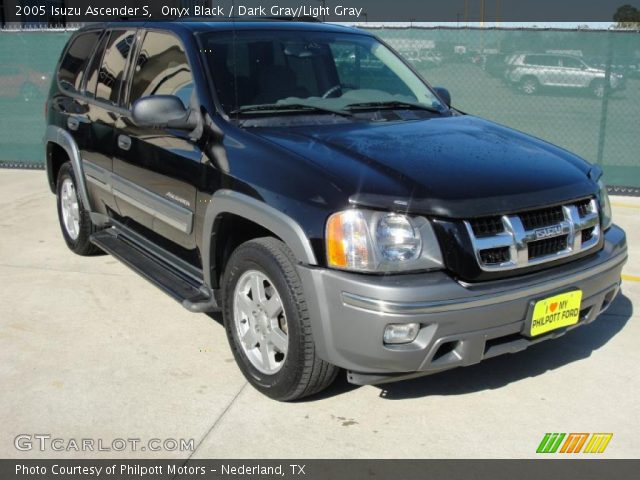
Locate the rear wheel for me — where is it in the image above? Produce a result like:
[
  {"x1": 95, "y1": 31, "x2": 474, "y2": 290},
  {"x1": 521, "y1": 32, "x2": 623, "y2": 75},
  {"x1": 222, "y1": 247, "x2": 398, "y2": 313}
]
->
[
  {"x1": 591, "y1": 80, "x2": 605, "y2": 98},
  {"x1": 56, "y1": 162, "x2": 102, "y2": 256},
  {"x1": 521, "y1": 77, "x2": 539, "y2": 95},
  {"x1": 222, "y1": 237, "x2": 338, "y2": 401}
]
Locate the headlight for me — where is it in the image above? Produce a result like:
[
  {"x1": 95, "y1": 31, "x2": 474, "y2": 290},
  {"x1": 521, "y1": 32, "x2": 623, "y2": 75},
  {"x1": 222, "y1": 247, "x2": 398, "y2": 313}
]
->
[
  {"x1": 375, "y1": 214, "x2": 421, "y2": 261},
  {"x1": 598, "y1": 180, "x2": 613, "y2": 230},
  {"x1": 325, "y1": 209, "x2": 443, "y2": 273}
]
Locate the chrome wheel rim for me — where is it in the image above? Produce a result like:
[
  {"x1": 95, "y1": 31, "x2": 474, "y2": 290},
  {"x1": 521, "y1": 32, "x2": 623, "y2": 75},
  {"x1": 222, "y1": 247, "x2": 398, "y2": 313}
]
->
[
  {"x1": 60, "y1": 177, "x2": 80, "y2": 240},
  {"x1": 233, "y1": 270, "x2": 288, "y2": 375}
]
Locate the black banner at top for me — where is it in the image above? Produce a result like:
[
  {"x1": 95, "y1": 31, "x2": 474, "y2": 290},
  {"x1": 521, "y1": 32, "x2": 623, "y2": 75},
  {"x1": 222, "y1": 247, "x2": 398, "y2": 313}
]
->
[{"x1": 2, "y1": 0, "x2": 640, "y2": 24}]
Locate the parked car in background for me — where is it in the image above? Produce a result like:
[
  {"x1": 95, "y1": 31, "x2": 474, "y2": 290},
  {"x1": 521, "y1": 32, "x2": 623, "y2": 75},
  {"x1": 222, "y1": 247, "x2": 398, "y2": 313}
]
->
[
  {"x1": 0, "y1": 65, "x2": 49, "y2": 101},
  {"x1": 482, "y1": 53, "x2": 511, "y2": 78},
  {"x1": 505, "y1": 53, "x2": 625, "y2": 97},
  {"x1": 397, "y1": 48, "x2": 422, "y2": 65},
  {"x1": 416, "y1": 49, "x2": 443, "y2": 68}
]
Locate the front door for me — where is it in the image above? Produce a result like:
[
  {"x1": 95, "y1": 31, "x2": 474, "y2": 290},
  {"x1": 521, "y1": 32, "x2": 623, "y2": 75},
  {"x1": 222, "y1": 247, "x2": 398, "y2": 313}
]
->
[{"x1": 112, "y1": 30, "x2": 201, "y2": 260}]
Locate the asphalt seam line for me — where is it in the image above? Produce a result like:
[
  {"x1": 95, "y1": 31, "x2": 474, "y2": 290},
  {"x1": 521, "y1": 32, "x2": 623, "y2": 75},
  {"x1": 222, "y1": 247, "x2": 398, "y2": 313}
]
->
[{"x1": 176, "y1": 381, "x2": 248, "y2": 471}]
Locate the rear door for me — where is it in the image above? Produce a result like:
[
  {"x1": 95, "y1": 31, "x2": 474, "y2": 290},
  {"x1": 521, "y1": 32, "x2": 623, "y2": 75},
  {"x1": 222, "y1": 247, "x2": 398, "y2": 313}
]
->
[
  {"x1": 539, "y1": 55, "x2": 564, "y2": 86},
  {"x1": 559, "y1": 56, "x2": 589, "y2": 87},
  {"x1": 112, "y1": 29, "x2": 201, "y2": 256},
  {"x1": 80, "y1": 29, "x2": 137, "y2": 215},
  {"x1": 55, "y1": 30, "x2": 116, "y2": 215}
]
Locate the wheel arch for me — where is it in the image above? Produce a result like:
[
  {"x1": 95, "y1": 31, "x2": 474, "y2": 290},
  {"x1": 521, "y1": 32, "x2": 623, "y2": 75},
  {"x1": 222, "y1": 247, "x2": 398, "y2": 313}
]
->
[
  {"x1": 520, "y1": 74, "x2": 539, "y2": 84},
  {"x1": 44, "y1": 125, "x2": 92, "y2": 209},
  {"x1": 202, "y1": 190, "x2": 318, "y2": 289}
]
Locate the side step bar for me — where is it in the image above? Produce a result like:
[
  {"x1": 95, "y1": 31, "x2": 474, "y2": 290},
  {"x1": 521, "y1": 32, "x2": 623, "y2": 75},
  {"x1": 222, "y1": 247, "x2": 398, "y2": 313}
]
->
[{"x1": 91, "y1": 228, "x2": 219, "y2": 313}]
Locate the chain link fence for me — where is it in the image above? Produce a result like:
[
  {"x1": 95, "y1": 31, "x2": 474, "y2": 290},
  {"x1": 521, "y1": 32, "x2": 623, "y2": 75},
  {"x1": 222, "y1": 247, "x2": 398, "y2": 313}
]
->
[
  {"x1": 368, "y1": 27, "x2": 640, "y2": 194},
  {"x1": 1, "y1": 26, "x2": 639, "y2": 193},
  {"x1": 0, "y1": 29, "x2": 71, "y2": 167}
]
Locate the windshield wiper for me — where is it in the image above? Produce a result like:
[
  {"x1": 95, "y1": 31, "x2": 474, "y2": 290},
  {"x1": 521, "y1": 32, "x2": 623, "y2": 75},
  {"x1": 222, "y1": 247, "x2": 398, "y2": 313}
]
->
[
  {"x1": 344, "y1": 101, "x2": 442, "y2": 113},
  {"x1": 230, "y1": 103, "x2": 352, "y2": 117}
]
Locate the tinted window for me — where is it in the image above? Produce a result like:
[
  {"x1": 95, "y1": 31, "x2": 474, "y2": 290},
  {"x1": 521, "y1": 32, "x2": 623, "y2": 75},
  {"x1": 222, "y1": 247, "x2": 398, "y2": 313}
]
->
[
  {"x1": 95, "y1": 30, "x2": 136, "y2": 105},
  {"x1": 201, "y1": 31, "x2": 432, "y2": 114},
  {"x1": 58, "y1": 32, "x2": 101, "y2": 93},
  {"x1": 129, "y1": 31, "x2": 193, "y2": 108},
  {"x1": 330, "y1": 42, "x2": 411, "y2": 96},
  {"x1": 561, "y1": 57, "x2": 582, "y2": 69},
  {"x1": 524, "y1": 55, "x2": 558, "y2": 67},
  {"x1": 84, "y1": 32, "x2": 109, "y2": 99}
]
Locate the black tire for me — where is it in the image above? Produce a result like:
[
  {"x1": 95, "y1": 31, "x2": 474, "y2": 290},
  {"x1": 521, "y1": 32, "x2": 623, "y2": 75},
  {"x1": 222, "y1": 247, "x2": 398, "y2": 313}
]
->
[
  {"x1": 222, "y1": 237, "x2": 338, "y2": 401},
  {"x1": 56, "y1": 162, "x2": 102, "y2": 256},
  {"x1": 520, "y1": 76, "x2": 539, "y2": 95}
]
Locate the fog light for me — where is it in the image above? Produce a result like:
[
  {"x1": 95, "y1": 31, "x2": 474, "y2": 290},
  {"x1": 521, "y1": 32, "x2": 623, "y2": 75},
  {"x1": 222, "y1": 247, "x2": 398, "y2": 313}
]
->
[{"x1": 383, "y1": 323, "x2": 420, "y2": 345}]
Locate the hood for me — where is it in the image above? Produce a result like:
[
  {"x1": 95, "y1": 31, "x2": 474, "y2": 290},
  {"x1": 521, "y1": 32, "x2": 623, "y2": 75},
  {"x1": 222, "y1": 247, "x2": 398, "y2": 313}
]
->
[{"x1": 254, "y1": 115, "x2": 597, "y2": 218}]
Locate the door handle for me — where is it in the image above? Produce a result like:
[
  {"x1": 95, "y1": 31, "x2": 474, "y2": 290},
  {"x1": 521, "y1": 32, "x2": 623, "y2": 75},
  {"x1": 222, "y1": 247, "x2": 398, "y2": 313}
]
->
[
  {"x1": 67, "y1": 117, "x2": 80, "y2": 131},
  {"x1": 117, "y1": 135, "x2": 132, "y2": 151}
]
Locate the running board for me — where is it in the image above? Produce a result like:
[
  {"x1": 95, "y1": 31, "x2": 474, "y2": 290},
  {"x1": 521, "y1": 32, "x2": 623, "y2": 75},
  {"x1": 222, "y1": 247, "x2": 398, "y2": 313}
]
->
[{"x1": 91, "y1": 228, "x2": 219, "y2": 313}]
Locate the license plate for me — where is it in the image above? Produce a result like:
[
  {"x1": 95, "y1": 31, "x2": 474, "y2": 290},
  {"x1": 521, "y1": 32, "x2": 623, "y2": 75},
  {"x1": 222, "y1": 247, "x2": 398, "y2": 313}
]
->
[{"x1": 529, "y1": 290, "x2": 583, "y2": 337}]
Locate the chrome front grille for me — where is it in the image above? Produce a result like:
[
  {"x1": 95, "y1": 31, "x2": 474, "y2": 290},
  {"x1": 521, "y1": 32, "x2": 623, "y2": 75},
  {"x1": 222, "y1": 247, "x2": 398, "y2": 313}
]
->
[{"x1": 464, "y1": 198, "x2": 601, "y2": 271}]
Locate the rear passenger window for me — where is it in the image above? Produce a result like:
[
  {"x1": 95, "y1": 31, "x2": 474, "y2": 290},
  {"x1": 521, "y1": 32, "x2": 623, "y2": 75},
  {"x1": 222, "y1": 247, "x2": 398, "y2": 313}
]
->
[
  {"x1": 561, "y1": 57, "x2": 582, "y2": 69},
  {"x1": 128, "y1": 31, "x2": 194, "y2": 108},
  {"x1": 524, "y1": 55, "x2": 558, "y2": 67},
  {"x1": 58, "y1": 32, "x2": 101, "y2": 93},
  {"x1": 95, "y1": 30, "x2": 136, "y2": 105},
  {"x1": 83, "y1": 32, "x2": 109, "y2": 99}
]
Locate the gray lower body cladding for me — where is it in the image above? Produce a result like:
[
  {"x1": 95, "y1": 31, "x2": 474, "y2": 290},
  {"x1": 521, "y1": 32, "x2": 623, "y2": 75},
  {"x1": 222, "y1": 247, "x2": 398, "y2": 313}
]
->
[{"x1": 298, "y1": 225, "x2": 627, "y2": 385}]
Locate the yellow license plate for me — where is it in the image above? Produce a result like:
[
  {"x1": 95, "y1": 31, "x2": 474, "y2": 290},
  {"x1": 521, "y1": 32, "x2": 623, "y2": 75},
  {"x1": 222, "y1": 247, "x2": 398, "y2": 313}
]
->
[{"x1": 530, "y1": 290, "x2": 583, "y2": 336}]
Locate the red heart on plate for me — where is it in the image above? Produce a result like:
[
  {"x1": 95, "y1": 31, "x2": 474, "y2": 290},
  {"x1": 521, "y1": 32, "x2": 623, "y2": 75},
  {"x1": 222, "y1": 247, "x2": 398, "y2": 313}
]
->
[{"x1": 549, "y1": 302, "x2": 558, "y2": 312}]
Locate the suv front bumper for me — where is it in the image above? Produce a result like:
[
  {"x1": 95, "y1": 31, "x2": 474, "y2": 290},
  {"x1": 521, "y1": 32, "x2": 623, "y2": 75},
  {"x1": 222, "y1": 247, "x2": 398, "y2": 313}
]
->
[{"x1": 297, "y1": 225, "x2": 627, "y2": 385}]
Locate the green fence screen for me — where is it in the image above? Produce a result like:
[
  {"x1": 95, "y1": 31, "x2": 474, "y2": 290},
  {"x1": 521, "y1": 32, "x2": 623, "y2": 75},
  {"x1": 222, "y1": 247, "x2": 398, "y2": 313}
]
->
[
  {"x1": 0, "y1": 31, "x2": 70, "y2": 166},
  {"x1": 1, "y1": 27, "x2": 639, "y2": 191}
]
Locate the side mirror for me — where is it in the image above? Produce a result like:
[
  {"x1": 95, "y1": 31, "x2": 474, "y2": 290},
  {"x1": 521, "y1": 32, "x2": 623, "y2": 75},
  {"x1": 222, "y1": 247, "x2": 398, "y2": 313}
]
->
[
  {"x1": 434, "y1": 87, "x2": 451, "y2": 107},
  {"x1": 132, "y1": 95, "x2": 197, "y2": 130}
]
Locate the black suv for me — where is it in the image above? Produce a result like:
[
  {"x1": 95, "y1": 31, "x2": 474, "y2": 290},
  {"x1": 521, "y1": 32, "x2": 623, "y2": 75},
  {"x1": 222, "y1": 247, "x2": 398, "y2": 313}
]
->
[{"x1": 45, "y1": 21, "x2": 627, "y2": 400}]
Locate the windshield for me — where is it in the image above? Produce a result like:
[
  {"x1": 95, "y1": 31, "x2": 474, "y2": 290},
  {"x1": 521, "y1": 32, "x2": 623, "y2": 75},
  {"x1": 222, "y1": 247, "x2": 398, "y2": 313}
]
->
[{"x1": 198, "y1": 30, "x2": 446, "y2": 118}]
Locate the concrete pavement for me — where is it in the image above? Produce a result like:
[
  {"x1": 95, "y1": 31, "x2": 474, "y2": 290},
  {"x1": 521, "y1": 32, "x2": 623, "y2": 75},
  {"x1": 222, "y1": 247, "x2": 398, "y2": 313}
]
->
[{"x1": 1, "y1": 169, "x2": 638, "y2": 459}]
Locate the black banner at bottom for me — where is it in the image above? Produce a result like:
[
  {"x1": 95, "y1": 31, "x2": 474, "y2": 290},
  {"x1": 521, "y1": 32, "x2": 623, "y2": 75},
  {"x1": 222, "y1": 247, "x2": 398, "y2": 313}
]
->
[{"x1": 2, "y1": 459, "x2": 638, "y2": 480}]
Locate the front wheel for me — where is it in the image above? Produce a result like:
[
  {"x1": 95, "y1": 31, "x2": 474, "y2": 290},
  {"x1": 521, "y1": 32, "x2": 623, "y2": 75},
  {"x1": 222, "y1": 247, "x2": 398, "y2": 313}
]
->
[{"x1": 222, "y1": 237, "x2": 338, "y2": 401}]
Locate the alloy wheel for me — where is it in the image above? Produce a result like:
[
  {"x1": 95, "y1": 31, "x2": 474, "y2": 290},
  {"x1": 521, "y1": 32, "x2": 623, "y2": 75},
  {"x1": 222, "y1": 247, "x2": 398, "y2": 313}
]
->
[
  {"x1": 522, "y1": 79, "x2": 537, "y2": 95},
  {"x1": 60, "y1": 177, "x2": 80, "y2": 240},
  {"x1": 233, "y1": 270, "x2": 288, "y2": 374}
]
